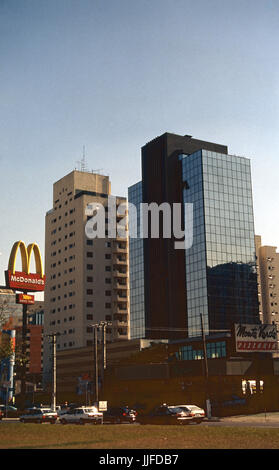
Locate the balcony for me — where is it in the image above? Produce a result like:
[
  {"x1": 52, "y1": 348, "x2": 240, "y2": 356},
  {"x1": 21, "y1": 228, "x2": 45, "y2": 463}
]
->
[
  {"x1": 113, "y1": 314, "x2": 128, "y2": 324},
  {"x1": 112, "y1": 241, "x2": 128, "y2": 254},
  {"x1": 113, "y1": 269, "x2": 128, "y2": 278},
  {"x1": 114, "y1": 329, "x2": 128, "y2": 338},
  {"x1": 113, "y1": 279, "x2": 128, "y2": 289},
  {"x1": 115, "y1": 232, "x2": 128, "y2": 242},
  {"x1": 113, "y1": 254, "x2": 127, "y2": 266},
  {"x1": 113, "y1": 305, "x2": 128, "y2": 314},
  {"x1": 112, "y1": 291, "x2": 128, "y2": 303}
]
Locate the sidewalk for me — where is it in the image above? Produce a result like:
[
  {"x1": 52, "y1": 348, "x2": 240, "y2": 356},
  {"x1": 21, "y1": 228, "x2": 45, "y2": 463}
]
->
[{"x1": 220, "y1": 412, "x2": 279, "y2": 423}]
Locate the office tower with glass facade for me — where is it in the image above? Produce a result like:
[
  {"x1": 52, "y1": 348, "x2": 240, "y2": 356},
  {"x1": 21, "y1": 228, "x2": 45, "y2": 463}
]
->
[
  {"x1": 181, "y1": 149, "x2": 259, "y2": 337},
  {"x1": 129, "y1": 132, "x2": 260, "y2": 340}
]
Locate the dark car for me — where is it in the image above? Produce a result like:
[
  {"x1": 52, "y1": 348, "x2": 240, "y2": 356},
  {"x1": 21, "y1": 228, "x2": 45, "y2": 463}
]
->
[
  {"x1": 0, "y1": 408, "x2": 3, "y2": 421},
  {"x1": 136, "y1": 404, "x2": 189, "y2": 425},
  {"x1": 0, "y1": 405, "x2": 18, "y2": 418},
  {"x1": 103, "y1": 407, "x2": 137, "y2": 424},
  {"x1": 19, "y1": 407, "x2": 58, "y2": 424}
]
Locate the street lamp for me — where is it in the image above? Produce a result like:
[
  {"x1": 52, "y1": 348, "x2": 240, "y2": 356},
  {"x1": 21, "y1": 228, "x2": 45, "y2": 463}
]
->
[
  {"x1": 90, "y1": 321, "x2": 111, "y2": 405},
  {"x1": 45, "y1": 332, "x2": 61, "y2": 412},
  {"x1": 200, "y1": 314, "x2": 211, "y2": 419}
]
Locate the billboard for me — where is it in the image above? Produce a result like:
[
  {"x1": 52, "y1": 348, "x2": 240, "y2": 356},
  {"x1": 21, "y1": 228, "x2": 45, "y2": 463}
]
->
[
  {"x1": 5, "y1": 241, "x2": 45, "y2": 292},
  {"x1": 235, "y1": 323, "x2": 278, "y2": 352}
]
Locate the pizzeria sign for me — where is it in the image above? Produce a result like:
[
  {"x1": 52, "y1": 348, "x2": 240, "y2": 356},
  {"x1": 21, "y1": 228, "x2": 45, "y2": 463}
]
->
[{"x1": 235, "y1": 323, "x2": 278, "y2": 352}]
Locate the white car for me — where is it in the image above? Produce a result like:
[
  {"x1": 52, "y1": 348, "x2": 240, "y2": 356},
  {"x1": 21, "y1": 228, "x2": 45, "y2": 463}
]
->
[
  {"x1": 19, "y1": 407, "x2": 58, "y2": 424},
  {"x1": 169, "y1": 405, "x2": 205, "y2": 424},
  {"x1": 59, "y1": 406, "x2": 103, "y2": 425}
]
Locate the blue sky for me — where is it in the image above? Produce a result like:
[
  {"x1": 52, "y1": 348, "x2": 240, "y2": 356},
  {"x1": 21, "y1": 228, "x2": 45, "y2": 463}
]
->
[{"x1": 0, "y1": 0, "x2": 278, "y2": 290}]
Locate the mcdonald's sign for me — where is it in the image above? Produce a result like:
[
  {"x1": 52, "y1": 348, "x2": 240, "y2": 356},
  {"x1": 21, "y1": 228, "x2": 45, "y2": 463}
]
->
[
  {"x1": 16, "y1": 293, "x2": 35, "y2": 305},
  {"x1": 5, "y1": 241, "x2": 45, "y2": 292}
]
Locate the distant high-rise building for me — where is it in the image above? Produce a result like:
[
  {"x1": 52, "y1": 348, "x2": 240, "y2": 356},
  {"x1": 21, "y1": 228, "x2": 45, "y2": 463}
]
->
[
  {"x1": 255, "y1": 235, "x2": 279, "y2": 327},
  {"x1": 129, "y1": 132, "x2": 260, "y2": 340},
  {"x1": 44, "y1": 170, "x2": 129, "y2": 381}
]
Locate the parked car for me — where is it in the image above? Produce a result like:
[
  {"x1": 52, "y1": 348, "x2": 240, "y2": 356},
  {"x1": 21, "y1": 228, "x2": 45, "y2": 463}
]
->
[
  {"x1": 0, "y1": 405, "x2": 18, "y2": 418},
  {"x1": 168, "y1": 405, "x2": 205, "y2": 424},
  {"x1": 59, "y1": 406, "x2": 103, "y2": 425},
  {"x1": 0, "y1": 407, "x2": 3, "y2": 421},
  {"x1": 136, "y1": 404, "x2": 190, "y2": 425},
  {"x1": 19, "y1": 408, "x2": 58, "y2": 424},
  {"x1": 103, "y1": 406, "x2": 137, "y2": 424}
]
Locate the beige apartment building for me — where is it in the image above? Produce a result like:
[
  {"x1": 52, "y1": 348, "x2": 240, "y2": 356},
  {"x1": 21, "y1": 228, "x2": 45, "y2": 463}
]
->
[
  {"x1": 43, "y1": 170, "x2": 130, "y2": 381},
  {"x1": 255, "y1": 235, "x2": 279, "y2": 328}
]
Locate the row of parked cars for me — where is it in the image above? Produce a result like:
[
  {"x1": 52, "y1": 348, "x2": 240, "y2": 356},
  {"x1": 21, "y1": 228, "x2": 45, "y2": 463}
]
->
[
  {"x1": 18, "y1": 405, "x2": 138, "y2": 425},
  {"x1": 1, "y1": 403, "x2": 205, "y2": 425}
]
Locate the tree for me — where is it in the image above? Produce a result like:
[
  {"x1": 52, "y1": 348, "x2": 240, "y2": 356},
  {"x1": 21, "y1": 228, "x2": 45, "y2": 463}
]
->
[
  {"x1": 0, "y1": 298, "x2": 28, "y2": 374},
  {"x1": 0, "y1": 300, "x2": 8, "y2": 329},
  {"x1": 0, "y1": 300, "x2": 13, "y2": 362}
]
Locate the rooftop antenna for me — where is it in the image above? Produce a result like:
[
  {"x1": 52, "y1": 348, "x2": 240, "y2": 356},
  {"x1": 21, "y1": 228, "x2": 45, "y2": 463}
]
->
[{"x1": 75, "y1": 145, "x2": 88, "y2": 172}]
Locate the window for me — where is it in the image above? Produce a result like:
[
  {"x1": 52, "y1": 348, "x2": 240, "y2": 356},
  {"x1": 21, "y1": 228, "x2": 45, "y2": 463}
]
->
[
  {"x1": 87, "y1": 264, "x2": 93, "y2": 270},
  {"x1": 87, "y1": 289, "x2": 93, "y2": 295},
  {"x1": 86, "y1": 301, "x2": 93, "y2": 308},
  {"x1": 87, "y1": 276, "x2": 93, "y2": 282},
  {"x1": 86, "y1": 314, "x2": 93, "y2": 320}
]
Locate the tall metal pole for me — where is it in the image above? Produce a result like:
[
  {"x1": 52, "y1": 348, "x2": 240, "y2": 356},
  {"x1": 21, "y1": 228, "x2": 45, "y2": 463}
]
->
[
  {"x1": 47, "y1": 333, "x2": 57, "y2": 412},
  {"x1": 21, "y1": 301, "x2": 28, "y2": 401},
  {"x1": 52, "y1": 334, "x2": 57, "y2": 412},
  {"x1": 200, "y1": 313, "x2": 211, "y2": 419},
  {"x1": 94, "y1": 325, "x2": 99, "y2": 403},
  {"x1": 101, "y1": 323, "x2": 107, "y2": 387},
  {"x1": 200, "y1": 314, "x2": 208, "y2": 380}
]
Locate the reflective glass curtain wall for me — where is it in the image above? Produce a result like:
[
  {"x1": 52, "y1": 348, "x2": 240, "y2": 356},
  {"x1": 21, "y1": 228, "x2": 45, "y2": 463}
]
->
[
  {"x1": 128, "y1": 182, "x2": 145, "y2": 339},
  {"x1": 181, "y1": 150, "x2": 259, "y2": 337}
]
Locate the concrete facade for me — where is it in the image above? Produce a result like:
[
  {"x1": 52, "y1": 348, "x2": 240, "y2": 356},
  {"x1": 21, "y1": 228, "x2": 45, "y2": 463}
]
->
[
  {"x1": 255, "y1": 235, "x2": 279, "y2": 327},
  {"x1": 43, "y1": 170, "x2": 130, "y2": 381}
]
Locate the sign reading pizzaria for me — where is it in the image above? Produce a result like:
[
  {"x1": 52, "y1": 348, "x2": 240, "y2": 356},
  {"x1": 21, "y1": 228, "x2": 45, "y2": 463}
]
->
[
  {"x1": 5, "y1": 241, "x2": 45, "y2": 292},
  {"x1": 235, "y1": 323, "x2": 278, "y2": 352}
]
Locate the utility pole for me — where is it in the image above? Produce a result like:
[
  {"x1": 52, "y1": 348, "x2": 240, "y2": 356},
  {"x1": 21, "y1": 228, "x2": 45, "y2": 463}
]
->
[
  {"x1": 100, "y1": 322, "x2": 108, "y2": 386},
  {"x1": 93, "y1": 325, "x2": 99, "y2": 404},
  {"x1": 91, "y1": 321, "x2": 111, "y2": 406},
  {"x1": 21, "y1": 300, "x2": 28, "y2": 401},
  {"x1": 47, "y1": 333, "x2": 58, "y2": 412},
  {"x1": 200, "y1": 313, "x2": 211, "y2": 419}
]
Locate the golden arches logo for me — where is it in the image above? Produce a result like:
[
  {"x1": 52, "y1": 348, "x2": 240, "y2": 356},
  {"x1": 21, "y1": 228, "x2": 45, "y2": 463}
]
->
[
  {"x1": 8, "y1": 241, "x2": 44, "y2": 277},
  {"x1": 6, "y1": 241, "x2": 45, "y2": 292}
]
